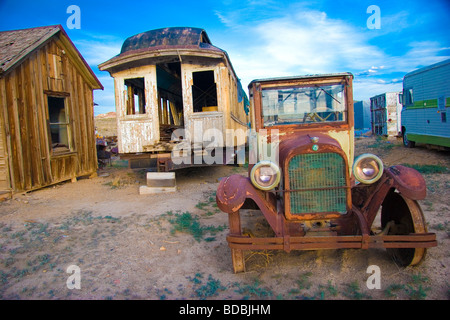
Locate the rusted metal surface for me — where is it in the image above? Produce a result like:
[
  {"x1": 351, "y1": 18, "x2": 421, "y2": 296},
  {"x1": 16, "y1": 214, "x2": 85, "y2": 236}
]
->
[
  {"x1": 248, "y1": 74, "x2": 354, "y2": 134},
  {"x1": 385, "y1": 165, "x2": 427, "y2": 200},
  {"x1": 381, "y1": 190, "x2": 429, "y2": 266},
  {"x1": 217, "y1": 174, "x2": 281, "y2": 235},
  {"x1": 278, "y1": 134, "x2": 352, "y2": 220},
  {"x1": 217, "y1": 170, "x2": 436, "y2": 242},
  {"x1": 351, "y1": 164, "x2": 427, "y2": 228},
  {"x1": 101, "y1": 27, "x2": 225, "y2": 72},
  {"x1": 217, "y1": 73, "x2": 437, "y2": 273},
  {"x1": 226, "y1": 233, "x2": 437, "y2": 251},
  {"x1": 120, "y1": 27, "x2": 213, "y2": 53},
  {"x1": 219, "y1": 181, "x2": 437, "y2": 273}
]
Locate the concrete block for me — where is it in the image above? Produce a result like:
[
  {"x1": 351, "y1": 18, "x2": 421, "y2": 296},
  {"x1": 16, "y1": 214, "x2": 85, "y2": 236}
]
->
[
  {"x1": 139, "y1": 185, "x2": 177, "y2": 194},
  {"x1": 139, "y1": 172, "x2": 177, "y2": 194},
  {"x1": 146, "y1": 172, "x2": 176, "y2": 187}
]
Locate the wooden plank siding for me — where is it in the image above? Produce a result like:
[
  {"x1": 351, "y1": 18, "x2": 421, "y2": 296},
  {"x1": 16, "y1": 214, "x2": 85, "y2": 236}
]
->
[
  {"x1": 0, "y1": 35, "x2": 100, "y2": 194},
  {"x1": 0, "y1": 85, "x2": 9, "y2": 192},
  {"x1": 112, "y1": 60, "x2": 248, "y2": 153}
]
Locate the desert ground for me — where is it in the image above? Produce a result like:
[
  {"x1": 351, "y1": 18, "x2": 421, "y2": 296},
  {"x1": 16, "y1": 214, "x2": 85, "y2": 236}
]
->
[{"x1": 0, "y1": 135, "x2": 448, "y2": 301}]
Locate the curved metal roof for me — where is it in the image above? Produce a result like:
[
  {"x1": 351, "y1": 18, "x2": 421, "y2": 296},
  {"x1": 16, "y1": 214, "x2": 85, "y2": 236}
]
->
[
  {"x1": 99, "y1": 27, "x2": 233, "y2": 74},
  {"x1": 120, "y1": 27, "x2": 214, "y2": 54}
]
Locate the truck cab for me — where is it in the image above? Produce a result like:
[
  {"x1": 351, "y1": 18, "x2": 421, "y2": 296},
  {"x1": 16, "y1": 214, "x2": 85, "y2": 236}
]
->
[
  {"x1": 217, "y1": 73, "x2": 437, "y2": 273},
  {"x1": 248, "y1": 73, "x2": 355, "y2": 220}
]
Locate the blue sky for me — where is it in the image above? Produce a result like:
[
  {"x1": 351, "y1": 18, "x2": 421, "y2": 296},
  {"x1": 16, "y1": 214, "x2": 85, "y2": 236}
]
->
[{"x1": 1, "y1": 0, "x2": 449, "y2": 115}]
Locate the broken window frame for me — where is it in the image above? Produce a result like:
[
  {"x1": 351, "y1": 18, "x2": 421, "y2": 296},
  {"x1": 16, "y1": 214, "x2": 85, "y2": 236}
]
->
[
  {"x1": 47, "y1": 95, "x2": 72, "y2": 154},
  {"x1": 124, "y1": 77, "x2": 146, "y2": 116},
  {"x1": 191, "y1": 70, "x2": 218, "y2": 113}
]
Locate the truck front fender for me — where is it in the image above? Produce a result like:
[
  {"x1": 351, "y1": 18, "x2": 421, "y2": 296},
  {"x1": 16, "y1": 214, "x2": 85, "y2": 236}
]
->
[
  {"x1": 385, "y1": 165, "x2": 427, "y2": 200},
  {"x1": 216, "y1": 174, "x2": 277, "y2": 213},
  {"x1": 216, "y1": 175, "x2": 250, "y2": 214},
  {"x1": 352, "y1": 165, "x2": 427, "y2": 229},
  {"x1": 216, "y1": 174, "x2": 281, "y2": 234}
]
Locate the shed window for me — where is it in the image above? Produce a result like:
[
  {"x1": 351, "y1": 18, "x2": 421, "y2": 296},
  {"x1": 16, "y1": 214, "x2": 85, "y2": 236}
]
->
[
  {"x1": 192, "y1": 70, "x2": 218, "y2": 112},
  {"x1": 125, "y1": 78, "x2": 146, "y2": 115},
  {"x1": 48, "y1": 96, "x2": 71, "y2": 152}
]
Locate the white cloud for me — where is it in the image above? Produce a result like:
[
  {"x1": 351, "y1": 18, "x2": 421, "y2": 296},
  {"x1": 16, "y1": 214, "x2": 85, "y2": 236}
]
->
[
  {"x1": 214, "y1": 10, "x2": 237, "y2": 29},
  {"x1": 73, "y1": 39, "x2": 122, "y2": 68},
  {"x1": 353, "y1": 78, "x2": 402, "y2": 101},
  {"x1": 385, "y1": 41, "x2": 450, "y2": 72},
  {"x1": 71, "y1": 34, "x2": 122, "y2": 114},
  {"x1": 252, "y1": 10, "x2": 384, "y2": 73},
  {"x1": 219, "y1": 8, "x2": 387, "y2": 93},
  {"x1": 93, "y1": 75, "x2": 116, "y2": 115},
  {"x1": 216, "y1": 6, "x2": 449, "y2": 101},
  {"x1": 365, "y1": 10, "x2": 412, "y2": 36}
]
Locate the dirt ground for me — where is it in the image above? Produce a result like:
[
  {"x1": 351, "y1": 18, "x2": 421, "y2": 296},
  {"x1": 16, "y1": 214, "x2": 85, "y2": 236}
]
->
[{"x1": 0, "y1": 136, "x2": 448, "y2": 300}]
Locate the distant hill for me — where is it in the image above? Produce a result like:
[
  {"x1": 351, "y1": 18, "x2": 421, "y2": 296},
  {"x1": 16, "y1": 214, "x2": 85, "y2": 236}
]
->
[
  {"x1": 95, "y1": 111, "x2": 116, "y2": 119},
  {"x1": 95, "y1": 112, "x2": 117, "y2": 137}
]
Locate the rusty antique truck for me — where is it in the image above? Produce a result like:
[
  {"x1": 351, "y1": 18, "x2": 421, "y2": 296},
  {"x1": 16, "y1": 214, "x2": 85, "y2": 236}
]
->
[{"x1": 216, "y1": 73, "x2": 437, "y2": 273}]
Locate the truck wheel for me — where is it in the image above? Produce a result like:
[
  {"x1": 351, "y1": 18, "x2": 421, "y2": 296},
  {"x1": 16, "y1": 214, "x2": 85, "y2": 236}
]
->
[
  {"x1": 402, "y1": 130, "x2": 415, "y2": 148},
  {"x1": 381, "y1": 190, "x2": 427, "y2": 267}
]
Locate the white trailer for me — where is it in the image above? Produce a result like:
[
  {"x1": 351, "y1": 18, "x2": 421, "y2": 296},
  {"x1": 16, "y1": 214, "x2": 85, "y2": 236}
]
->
[
  {"x1": 401, "y1": 58, "x2": 450, "y2": 148},
  {"x1": 370, "y1": 92, "x2": 402, "y2": 137}
]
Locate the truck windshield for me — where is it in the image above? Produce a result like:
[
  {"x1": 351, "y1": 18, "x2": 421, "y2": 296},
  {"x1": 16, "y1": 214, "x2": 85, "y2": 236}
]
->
[{"x1": 261, "y1": 84, "x2": 346, "y2": 126}]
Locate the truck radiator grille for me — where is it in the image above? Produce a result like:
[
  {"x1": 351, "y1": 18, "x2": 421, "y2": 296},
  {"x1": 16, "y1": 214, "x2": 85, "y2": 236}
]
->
[{"x1": 288, "y1": 153, "x2": 348, "y2": 215}]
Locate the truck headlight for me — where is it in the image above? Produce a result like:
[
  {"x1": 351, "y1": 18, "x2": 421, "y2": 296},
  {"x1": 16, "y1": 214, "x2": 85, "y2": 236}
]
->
[
  {"x1": 353, "y1": 154, "x2": 384, "y2": 184},
  {"x1": 250, "y1": 161, "x2": 281, "y2": 190}
]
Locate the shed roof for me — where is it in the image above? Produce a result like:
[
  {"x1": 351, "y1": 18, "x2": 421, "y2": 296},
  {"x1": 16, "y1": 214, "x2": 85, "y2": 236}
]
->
[
  {"x1": 0, "y1": 25, "x2": 102, "y2": 89},
  {"x1": 0, "y1": 25, "x2": 60, "y2": 73}
]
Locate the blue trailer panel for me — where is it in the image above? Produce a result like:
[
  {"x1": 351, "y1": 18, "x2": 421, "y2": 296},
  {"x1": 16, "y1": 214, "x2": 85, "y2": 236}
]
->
[{"x1": 401, "y1": 59, "x2": 450, "y2": 148}]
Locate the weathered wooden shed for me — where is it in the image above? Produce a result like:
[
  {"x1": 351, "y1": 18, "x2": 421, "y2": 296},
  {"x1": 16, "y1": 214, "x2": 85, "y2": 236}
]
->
[
  {"x1": 0, "y1": 25, "x2": 103, "y2": 198},
  {"x1": 99, "y1": 27, "x2": 249, "y2": 170}
]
